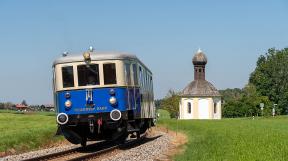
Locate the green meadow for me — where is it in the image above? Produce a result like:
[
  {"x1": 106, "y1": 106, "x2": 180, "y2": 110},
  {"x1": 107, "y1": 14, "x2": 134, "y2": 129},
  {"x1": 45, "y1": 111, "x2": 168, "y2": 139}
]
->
[
  {"x1": 1, "y1": 109, "x2": 288, "y2": 161},
  {"x1": 158, "y1": 109, "x2": 288, "y2": 161},
  {"x1": 0, "y1": 110, "x2": 62, "y2": 154}
]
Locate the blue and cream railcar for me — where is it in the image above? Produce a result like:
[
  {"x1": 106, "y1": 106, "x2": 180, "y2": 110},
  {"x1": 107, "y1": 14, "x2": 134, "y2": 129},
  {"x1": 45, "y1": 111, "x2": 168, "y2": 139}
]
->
[{"x1": 52, "y1": 50, "x2": 155, "y2": 146}]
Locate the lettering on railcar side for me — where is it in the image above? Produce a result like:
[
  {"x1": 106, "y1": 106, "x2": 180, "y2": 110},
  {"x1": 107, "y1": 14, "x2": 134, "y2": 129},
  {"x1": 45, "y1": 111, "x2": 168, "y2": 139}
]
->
[
  {"x1": 97, "y1": 106, "x2": 107, "y2": 110},
  {"x1": 74, "y1": 106, "x2": 107, "y2": 112}
]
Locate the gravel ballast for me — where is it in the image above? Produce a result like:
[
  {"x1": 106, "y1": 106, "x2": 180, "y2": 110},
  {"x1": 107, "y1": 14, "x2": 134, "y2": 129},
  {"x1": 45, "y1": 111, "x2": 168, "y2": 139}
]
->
[
  {"x1": 0, "y1": 128, "x2": 177, "y2": 161},
  {"x1": 0, "y1": 144, "x2": 78, "y2": 161},
  {"x1": 101, "y1": 130, "x2": 172, "y2": 161}
]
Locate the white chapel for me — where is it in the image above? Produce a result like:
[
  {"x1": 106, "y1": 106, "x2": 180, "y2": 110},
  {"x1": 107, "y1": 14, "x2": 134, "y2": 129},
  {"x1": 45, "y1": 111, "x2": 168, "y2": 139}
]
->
[{"x1": 179, "y1": 49, "x2": 222, "y2": 119}]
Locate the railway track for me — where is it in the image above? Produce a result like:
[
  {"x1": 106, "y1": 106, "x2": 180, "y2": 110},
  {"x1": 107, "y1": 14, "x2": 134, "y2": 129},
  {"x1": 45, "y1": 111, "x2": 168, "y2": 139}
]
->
[{"x1": 24, "y1": 133, "x2": 147, "y2": 161}]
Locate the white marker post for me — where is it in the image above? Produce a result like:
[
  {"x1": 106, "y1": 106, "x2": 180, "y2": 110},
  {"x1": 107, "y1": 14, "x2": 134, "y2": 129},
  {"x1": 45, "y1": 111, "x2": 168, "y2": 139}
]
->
[
  {"x1": 260, "y1": 103, "x2": 264, "y2": 117},
  {"x1": 176, "y1": 112, "x2": 179, "y2": 136},
  {"x1": 272, "y1": 104, "x2": 277, "y2": 117}
]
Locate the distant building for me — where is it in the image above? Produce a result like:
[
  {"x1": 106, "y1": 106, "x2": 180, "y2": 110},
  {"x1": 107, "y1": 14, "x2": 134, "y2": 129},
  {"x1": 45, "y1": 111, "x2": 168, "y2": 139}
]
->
[
  {"x1": 15, "y1": 104, "x2": 28, "y2": 111},
  {"x1": 42, "y1": 104, "x2": 55, "y2": 111},
  {"x1": 179, "y1": 49, "x2": 222, "y2": 119}
]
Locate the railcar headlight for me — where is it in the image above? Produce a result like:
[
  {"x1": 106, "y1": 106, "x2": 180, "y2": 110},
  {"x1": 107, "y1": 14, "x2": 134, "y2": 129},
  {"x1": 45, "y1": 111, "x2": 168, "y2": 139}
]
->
[
  {"x1": 65, "y1": 100, "x2": 72, "y2": 108},
  {"x1": 109, "y1": 89, "x2": 116, "y2": 96},
  {"x1": 109, "y1": 97, "x2": 117, "y2": 105},
  {"x1": 83, "y1": 52, "x2": 91, "y2": 61}
]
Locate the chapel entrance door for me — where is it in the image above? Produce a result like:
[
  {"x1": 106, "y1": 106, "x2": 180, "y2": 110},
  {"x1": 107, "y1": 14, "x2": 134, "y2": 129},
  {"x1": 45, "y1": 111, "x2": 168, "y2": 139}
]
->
[{"x1": 198, "y1": 98, "x2": 209, "y2": 119}]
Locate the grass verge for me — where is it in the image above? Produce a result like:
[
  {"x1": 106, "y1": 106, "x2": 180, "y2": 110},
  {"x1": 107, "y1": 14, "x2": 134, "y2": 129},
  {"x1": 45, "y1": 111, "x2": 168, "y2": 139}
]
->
[
  {"x1": 158, "y1": 114, "x2": 288, "y2": 161},
  {"x1": 0, "y1": 111, "x2": 63, "y2": 156}
]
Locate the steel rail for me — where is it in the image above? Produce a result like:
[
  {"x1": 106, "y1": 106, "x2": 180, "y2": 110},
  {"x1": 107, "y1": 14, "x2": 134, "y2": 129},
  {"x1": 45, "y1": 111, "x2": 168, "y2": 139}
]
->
[
  {"x1": 68, "y1": 133, "x2": 147, "y2": 161},
  {"x1": 24, "y1": 133, "x2": 147, "y2": 161},
  {"x1": 23, "y1": 140, "x2": 108, "y2": 161}
]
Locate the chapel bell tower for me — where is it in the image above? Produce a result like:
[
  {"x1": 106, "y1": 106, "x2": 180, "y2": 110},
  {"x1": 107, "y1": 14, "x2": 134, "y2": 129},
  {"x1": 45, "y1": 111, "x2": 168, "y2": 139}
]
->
[{"x1": 192, "y1": 49, "x2": 207, "y2": 80}]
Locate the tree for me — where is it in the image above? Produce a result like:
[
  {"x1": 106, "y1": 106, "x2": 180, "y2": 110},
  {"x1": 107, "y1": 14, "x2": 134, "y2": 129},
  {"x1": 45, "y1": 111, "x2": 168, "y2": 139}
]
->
[
  {"x1": 3, "y1": 102, "x2": 14, "y2": 110},
  {"x1": 220, "y1": 88, "x2": 246, "y2": 117},
  {"x1": 0, "y1": 103, "x2": 4, "y2": 109},
  {"x1": 160, "y1": 89, "x2": 181, "y2": 118},
  {"x1": 219, "y1": 88, "x2": 242, "y2": 102},
  {"x1": 222, "y1": 100, "x2": 245, "y2": 118},
  {"x1": 250, "y1": 48, "x2": 288, "y2": 114},
  {"x1": 154, "y1": 99, "x2": 163, "y2": 109},
  {"x1": 40, "y1": 105, "x2": 46, "y2": 111},
  {"x1": 221, "y1": 84, "x2": 272, "y2": 118},
  {"x1": 241, "y1": 84, "x2": 272, "y2": 116},
  {"x1": 21, "y1": 100, "x2": 28, "y2": 106}
]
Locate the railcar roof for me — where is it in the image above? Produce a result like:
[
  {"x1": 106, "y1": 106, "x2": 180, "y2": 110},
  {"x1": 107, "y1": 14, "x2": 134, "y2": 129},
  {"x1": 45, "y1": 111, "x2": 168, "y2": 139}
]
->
[{"x1": 53, "y1": 51, "x2": 151, "y2": 73}]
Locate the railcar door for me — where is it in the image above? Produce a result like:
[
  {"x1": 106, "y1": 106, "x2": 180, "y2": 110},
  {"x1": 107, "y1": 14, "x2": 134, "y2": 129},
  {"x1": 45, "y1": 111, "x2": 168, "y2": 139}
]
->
[
  {"x1": 52, "y1": 67, "x2": 58, "y2": 113},
  {"x1": 124, "y1": 62, "x2": 138, "y2": 111},
  {"x1": 131, "y1": 63, "x2": 138, "y2": 110}
]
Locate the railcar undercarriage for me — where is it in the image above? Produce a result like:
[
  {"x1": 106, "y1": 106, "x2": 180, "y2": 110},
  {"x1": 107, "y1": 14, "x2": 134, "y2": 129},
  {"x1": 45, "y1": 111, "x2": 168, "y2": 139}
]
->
[{"x1": 57, "y1": 118, "x2": 154, "y2": 147}]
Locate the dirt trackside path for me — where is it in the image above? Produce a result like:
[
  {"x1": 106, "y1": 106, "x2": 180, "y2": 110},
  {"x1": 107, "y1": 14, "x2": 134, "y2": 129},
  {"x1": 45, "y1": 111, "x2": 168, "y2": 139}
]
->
[{"x1": 153, "y1": 126, "x2": 188, "y2": 161}]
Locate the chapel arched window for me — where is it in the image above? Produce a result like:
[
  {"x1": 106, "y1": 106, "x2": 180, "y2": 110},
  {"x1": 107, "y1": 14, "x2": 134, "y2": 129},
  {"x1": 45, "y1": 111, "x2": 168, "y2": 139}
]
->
[
  {"x1": 214, "y1": 102, "x2": 217, "y2": 114},
  {"x1": 188, "y1": 102, "x2": 191, "y2": 114}
]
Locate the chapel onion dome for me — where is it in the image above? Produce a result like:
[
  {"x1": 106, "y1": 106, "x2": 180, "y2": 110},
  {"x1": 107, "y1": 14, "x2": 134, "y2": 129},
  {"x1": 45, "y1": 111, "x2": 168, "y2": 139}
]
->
[{"x1": 192, "y1": 49, "x2": 208, "y2": 65}]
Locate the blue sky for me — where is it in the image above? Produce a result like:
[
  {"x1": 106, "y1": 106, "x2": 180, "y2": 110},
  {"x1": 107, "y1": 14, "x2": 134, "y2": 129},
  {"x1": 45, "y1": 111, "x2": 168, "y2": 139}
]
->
[{"x1": 0, "y1": 0, "x2": 287, "y2": 104}]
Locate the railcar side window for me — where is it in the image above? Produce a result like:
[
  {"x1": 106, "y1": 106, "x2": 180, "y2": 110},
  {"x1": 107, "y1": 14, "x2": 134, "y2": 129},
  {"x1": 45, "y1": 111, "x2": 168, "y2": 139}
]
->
[
  {"x1": 139, "y1": 66, "x2": 142, "y2": 86},
  {"x1": 77, "y1": 64, "x2": 100, "y2": 86},
  {"x1": 103, "y1": 63, "x2": 117, "y2": 85},
  {"x1": 132, "y1": 64, "x2": 138, "y2": 86},
  {"x1": 125, "y1": 63, "x2": 132, "y2": 85},
  {"x1": 62, "y1": 66, "x2": 74, "y2": 88}
]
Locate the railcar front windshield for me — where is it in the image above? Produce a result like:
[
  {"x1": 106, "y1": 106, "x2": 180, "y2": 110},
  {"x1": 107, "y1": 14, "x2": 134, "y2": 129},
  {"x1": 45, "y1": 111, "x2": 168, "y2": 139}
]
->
[
  {"x1": 77, "y1": 64, "x2": 100, "y2": 86},
  {"x1": 59, "y1": 62, "x2": 119, "y2": 90},
  {"x1": 103, "y1": 63, "x2": 117, "y2": 85}
]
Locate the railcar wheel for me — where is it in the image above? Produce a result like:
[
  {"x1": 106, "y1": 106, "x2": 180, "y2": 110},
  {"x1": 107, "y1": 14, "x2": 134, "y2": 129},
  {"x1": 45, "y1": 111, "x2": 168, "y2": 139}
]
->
[
  {"x1": 117, "y1": 133, "x2": 128, "y2": 144},
  {"x1": 61, "y1": 126, "x2": 82, "y2": 144},
  {"x1": 136, "y1": 132, "x2": 140, "y2": 139},
  {"x1": 81, "y1": 137, "x2": 87, "y2": 147}
]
